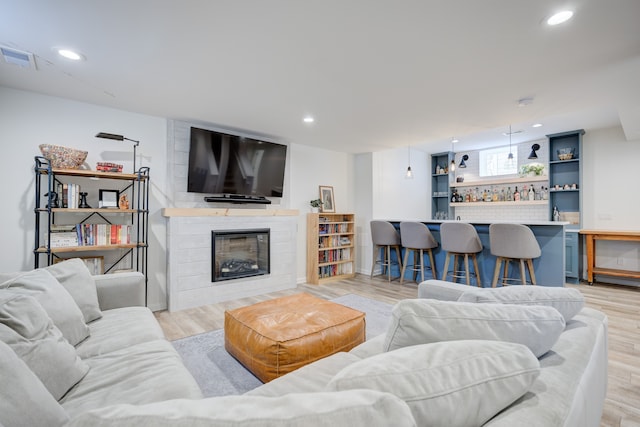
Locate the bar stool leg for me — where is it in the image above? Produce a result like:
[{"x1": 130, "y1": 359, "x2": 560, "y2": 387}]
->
[
  {"x1": 519, "y1": 259, "x2": 527, "y2": 285},
  {"x1": 472, "y1": 254, "x2": 481, "y2": 287},
  {"x1": 452, "y1": 255, "x2": 459, "y2": 283},
  {"x1": 527, "y1": 259, "x2": 537, "y2": 285},
  {"x1": 502, "y1": 260, "x2": 510, "y2": 286},
  {"x1": 371, "y1": 245, "x2": 379, "y2": 278},
  {"x1": 427, "y1": 249, "x2": 437, "y2": 280},
  {"x1": 442, "y1": 253, "x2": 451, "y2": 281},
  {"x1": 400, "y1": 248, "x2": 410, "y2": 284},
  {"x1": 464, "y1": 254, "x2": 471, "y2": 286},
  {"x1": 394, "y1": 245, "x2": 403, "y2": 281},
  {"x1": 492, "y1": 257, "x2": 502, "y2": 287}
]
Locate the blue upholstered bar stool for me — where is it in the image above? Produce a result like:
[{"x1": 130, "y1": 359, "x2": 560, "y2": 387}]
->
[
  {"x1": 440, "y1": 222, "x2": 483, "y2": 287},
  {"x1": 370, "y1": 220, "x2": 403, "y2": 282},
  {"x1": 489, "y1": 223, "x2": 541, "y2": 286},
  {"x1": 399, "y1": 221, "x2": 438, "y2": 284}
]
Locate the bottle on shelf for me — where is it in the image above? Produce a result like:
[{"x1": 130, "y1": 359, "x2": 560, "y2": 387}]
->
[
  {"x1": 528, "y1": 185, "x2": 535, "y2": 201},
  {"x1": 492, "y1": 187, "x2": 498, "y2": 202},
  {"x1": 514, "y1": 186, "x2": 520, "y2": 202},
  {"x1": 553, "y1": 206, "x2": 560, "y2": 221},
  {"x1": 506, "y1": 186, "x2": 513, "y2": 201}
]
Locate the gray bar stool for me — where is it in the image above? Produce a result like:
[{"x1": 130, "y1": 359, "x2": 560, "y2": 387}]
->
[
  {"x1": 440, "y1": 222, "x2": 483, "y2": 287},
  {"x1": 489, "y1": 223, "x2": 541, "y2": 286},
  {"x1": 399, "y1": 221, "x2": 438, "y2": 284},
  {"x1": 370, "y1": 220, "x2": 403, "y2": 281}
]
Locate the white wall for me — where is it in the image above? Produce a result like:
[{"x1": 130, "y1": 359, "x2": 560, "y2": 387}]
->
[
  {"x1": 289, "y1": 144, "x2": 353, "y2": 282},
  {"x1": 0, "y1": 87, "x2": 169, "y2": 309},
  {"x1": 582, "y1": 126, "x2": 640, "y2": 282}
]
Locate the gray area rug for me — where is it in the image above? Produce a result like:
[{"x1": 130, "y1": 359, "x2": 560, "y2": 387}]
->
[{"x1": 172, "y1": 294, "x2": 393, "y2": 397}]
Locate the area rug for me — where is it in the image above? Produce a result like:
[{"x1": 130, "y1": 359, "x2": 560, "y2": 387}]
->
[{"x1": 171, "y1": 294, "x2": 393, "y2": 397}]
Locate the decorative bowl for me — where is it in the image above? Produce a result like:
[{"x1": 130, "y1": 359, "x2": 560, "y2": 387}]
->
[
  {"x1": 39, "y1": 144, "x2": 88, "y2": 169},
  {"x1": 557, "y1": 148, "x2": 575, "y2": 161}
]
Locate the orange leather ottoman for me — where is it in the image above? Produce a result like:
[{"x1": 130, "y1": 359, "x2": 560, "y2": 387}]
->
[{"x1": 224, "y1": 293, "x2": 365, "y2": 382}]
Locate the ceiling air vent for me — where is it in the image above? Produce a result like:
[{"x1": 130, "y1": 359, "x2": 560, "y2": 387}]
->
[{"x1": 1, "y1": 46, "x2": 37, "y2": 69}]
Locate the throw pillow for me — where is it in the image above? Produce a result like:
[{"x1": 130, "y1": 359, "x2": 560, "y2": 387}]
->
[
  {"x1": 327, "y1": 340, "x2": 540, "y2": 427},
  {"x1": 0, "y1": 268, "x2": 90, "y2": 345},
  {"x1": 458, "y1": 285, "x2": 585, "y2": 321},
  {"x1": 0, "y1": 293, "x2": 90, "y2": 400},
  {"x1": 384, "y1": 299, "x2": 565, "y2": 357},
  {"x1": 64, "y1": 390, "x2": 416, "y2": 427},
  {"x1": 0, "y1": 340, "x2": 69, "y2": 427},
  {"x1": 45, "y1": 258, "x2": 103, "y2": 322}
]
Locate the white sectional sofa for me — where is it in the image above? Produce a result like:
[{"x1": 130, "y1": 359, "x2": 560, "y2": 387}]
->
[{"x1": 1, "y1": 260, "x2": 607, "y2": 427}]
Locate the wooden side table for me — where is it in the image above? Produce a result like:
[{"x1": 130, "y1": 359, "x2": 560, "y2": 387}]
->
[{"x1": 579, "y1": 230, "x2": 640, "y2": 285}]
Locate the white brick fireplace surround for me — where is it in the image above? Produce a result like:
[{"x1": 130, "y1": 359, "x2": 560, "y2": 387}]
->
[{"x1": 162, "y1": 208, "x2": 298, "y2": 312}]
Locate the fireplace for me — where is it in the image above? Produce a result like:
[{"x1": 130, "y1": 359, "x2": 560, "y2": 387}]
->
[{"x1": 211, "y1": 229, "x2": 270, "y2": 282}]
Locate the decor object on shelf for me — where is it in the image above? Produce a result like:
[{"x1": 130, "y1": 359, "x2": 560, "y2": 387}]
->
[
  {"x1": 319, "y1": 185, "x2": 335, "y2": 213},
  {"x1": 96, "y1": 162, "x2": 123, "y2": 172},
  {"x1": 309, "y1": 198, "x2": 323, "y2": 213},
  {"x1": 519, "y1": 163, "x2": 545, "y2": 177},
  {"x1": 95, "y1": 132, "x2": 140, "y2": 173},
  {"x1": 98, "y1": 189, "x2": 119, "y2": 208},
  {"x1": 557, "y1": 147, "x2": 575, "y2": 160},
  {"x1": 405, "y1": 146, "x2": 413, "y2": 179},
  {"x1": 78, "y1": 192, "x2": 91, "y2": 209},
  {"x1": 458, "y1": 154, "x2": 469, "y2": 168},
  {"x1": 118, "y1": 194, "x2": 129, "y2": 209},
  {"x1": 39, "y1": 144, "x2": 88, "y2": 169},
  {"x1": 528, "y1": 144, "x2": 540, "y2": 159}
]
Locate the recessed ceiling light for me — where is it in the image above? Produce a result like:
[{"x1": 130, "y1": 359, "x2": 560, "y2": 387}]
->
[
  {"x1": 303, "y1": 116, "x2": 314, "y2": 123},
  {"x1": 451, "y1": 138, "x2": 459, "y2": 143},
  {"x1": 547, "y1": 10, "x2": 573, "y2": 26},
  {"x1": 57, "y1": 48, "x2": 84, "y2": 60},
  {"x1": 532, "y1": 123, "x2": 543, "y2": 128}
]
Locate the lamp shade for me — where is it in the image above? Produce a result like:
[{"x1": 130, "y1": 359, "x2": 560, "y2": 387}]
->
[
  {"x1": 528, "y1": 143, "x2": 540, "y2": 159},
  {"x1": 459, "y1": 154, "x2": 469, "y2": 168}
]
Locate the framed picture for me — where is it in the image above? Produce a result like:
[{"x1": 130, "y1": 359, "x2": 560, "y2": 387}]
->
[
  {"x1": 54, "y1": 256, "x2": 104, "y2": 275},
  {"x1": 99, "y1": 189, "x2": 119, "y2": 208},
  {"x1": 319, "y1": 185, "x2": 335, "y2": 213}
]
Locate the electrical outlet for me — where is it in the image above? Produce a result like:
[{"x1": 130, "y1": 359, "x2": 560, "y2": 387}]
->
[{"x1": 617, "y1": 257, "x2": 624, "y2": 266}]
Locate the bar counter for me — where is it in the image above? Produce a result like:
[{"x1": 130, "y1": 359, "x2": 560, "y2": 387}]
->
[{"x1": 386, "y1": 220, "x2": 569, "y2": 287}]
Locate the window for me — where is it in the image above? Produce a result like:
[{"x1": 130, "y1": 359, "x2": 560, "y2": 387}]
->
[{"x1": 479, "y1": 146, "x2": 518, "y2": 177}]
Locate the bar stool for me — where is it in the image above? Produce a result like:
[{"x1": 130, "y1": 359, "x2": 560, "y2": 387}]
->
[
  {"x1": 370, "y1": 220, "x2": 403, "y2": 281},
  {"x1": 489, "y1": 223, "x2": 541, "y2": 287},
  {"x1": 399, "y1": 222, "x2": 438, "y2": 284},
  {"x1": 440, "y1": 222, "x2": 483, "y2": 287}
]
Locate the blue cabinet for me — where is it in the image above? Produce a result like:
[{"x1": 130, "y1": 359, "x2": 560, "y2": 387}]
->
[
  {"x1": 564, "y1": 231, "x2": 580, "y2": 283},
  {"x1": 431, "y1": 152, "x2": 454, "y2": 220},
  {"x1": 547, "y1": 130, "x2": 584, "y2": 282}
]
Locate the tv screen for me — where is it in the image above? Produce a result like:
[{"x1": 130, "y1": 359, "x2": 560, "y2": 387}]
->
[{"x1": 187, "y1": 127, "x2": 287, "y2": 198}]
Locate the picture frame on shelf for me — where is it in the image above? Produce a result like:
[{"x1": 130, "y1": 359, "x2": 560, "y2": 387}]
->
[
  {"x1": 319, "y1": 185, "x2": 335, "y2": 213},
  {"x1": 99, "y1": 189, "x2": 119, "y2": 208}
]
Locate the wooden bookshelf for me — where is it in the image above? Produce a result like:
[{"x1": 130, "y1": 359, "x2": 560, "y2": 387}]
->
[{"x1": 306, "y1": 213, "x2": 356, "y2": 284}]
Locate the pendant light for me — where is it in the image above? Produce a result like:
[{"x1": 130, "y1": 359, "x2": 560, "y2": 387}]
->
[
  {"x1": 450, "y1": 138, "x2": 458, "y2": 173},
  {"x1": 405, "y1": 146, "x2": 414, "y2": 179},
  {"x1": 507, "y1": 125, "x2": 514, "y2": 160},
  {"x1": 459, "y1": 154, "x2": 469, "y2": 168}
]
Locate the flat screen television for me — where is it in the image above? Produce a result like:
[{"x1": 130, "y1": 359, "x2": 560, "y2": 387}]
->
[{"x1": 187, "y1": 126, "x2": 287, "y2": 198}]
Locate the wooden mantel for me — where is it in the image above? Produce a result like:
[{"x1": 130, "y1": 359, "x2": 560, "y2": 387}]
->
[{"x1": 162, "y1": 208, "x2": 299, "y2": 217}]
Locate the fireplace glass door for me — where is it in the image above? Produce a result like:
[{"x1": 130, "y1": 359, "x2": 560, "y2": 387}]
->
[{"x1": 211, "y1": 229, "x2": 270, "y2": 281}]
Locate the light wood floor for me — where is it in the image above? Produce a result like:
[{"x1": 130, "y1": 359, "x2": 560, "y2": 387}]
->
[{"x1": 154, "y1": 275, "x2": 640, "y2": 427}]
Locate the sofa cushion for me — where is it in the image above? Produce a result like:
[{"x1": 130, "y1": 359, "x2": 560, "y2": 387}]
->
[
  {"x1": 0, "y1": 340, "x2": 69, "y2": 427},
  {"x1": 327, "y1": 340, "x2": 540, "y2": 427},
  {"x1": 64, "y1": 390, "x2": 416, "y2": 427},
  {"x1": 246, "y1": 351, "x2": 362, "y2": 397},
  {"x1": 458, "y1": 285, "x2": 585, "y2": 321},
  {"x1": 60, "y1": 339, "x2": 203, "y2": 417},
  {"x1": 75, "y1": 307, "x2": 165, "y2": 359},
  {"x1": 45, "y1": 258, "x2": 103, "y2": 322},
  {"x1": 384, "y1": 299, "x2": 565, "y2": 357},
  {"x1": 0, "y1": 293, "x2": 90, "y2": 400},
  {"x1": 0, "y1": 268, "x2": 89, "y2": 345}
]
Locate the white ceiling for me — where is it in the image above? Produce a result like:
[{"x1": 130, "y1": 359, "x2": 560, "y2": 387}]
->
[{"x1": 1, "y1": 0, "x2": 639, "y2": 154}]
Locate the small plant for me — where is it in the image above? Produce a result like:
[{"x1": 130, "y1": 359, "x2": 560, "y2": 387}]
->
[
  {"x1": 309, "y1": 199, "x2": 323, "y2": 208},
  {"x1": 519, "y1": 163, "x2": 545, "y2": 176}
]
